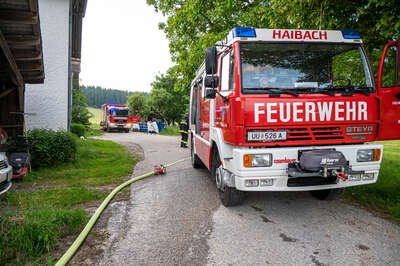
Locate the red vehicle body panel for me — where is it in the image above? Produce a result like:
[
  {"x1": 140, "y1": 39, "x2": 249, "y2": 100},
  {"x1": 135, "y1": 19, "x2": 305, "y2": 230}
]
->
[{"x1": 376, "y1": 41, "x2": 400, "y2": 140}]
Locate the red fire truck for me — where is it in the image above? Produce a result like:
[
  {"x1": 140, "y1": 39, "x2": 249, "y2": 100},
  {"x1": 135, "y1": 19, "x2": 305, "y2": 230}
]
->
[
  {"x1": 189, "y1": 28, "x2": 400, "y2": 206},
  {"x1": 100, "y1": 104, "x2": 139, "y2": 132}
]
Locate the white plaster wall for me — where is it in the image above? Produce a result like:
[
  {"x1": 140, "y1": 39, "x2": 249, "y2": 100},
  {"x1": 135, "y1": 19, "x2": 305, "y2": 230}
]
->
[{"x1": 25, "y1": 0, "x2": 70, "y2": 130}]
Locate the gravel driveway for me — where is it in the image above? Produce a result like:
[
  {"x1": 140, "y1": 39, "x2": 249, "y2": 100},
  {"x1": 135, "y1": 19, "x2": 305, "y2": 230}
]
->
[{"x1": 93, "y1": 132, "x2": 400, "y2": 266}]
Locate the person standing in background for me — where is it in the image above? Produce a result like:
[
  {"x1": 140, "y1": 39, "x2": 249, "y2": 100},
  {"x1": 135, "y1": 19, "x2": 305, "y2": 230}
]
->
[{"x1": 179, "y1": 114, "x2": 189, "y2": 148}]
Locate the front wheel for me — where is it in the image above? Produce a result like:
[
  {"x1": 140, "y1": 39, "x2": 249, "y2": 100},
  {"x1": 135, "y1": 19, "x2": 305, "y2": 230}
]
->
[
  {"x1": 212, "y1": 149, "x2": 245, "y2": 206},
  {"x1": 310, "y1": 188, "x2": 344, "y2": 200}
]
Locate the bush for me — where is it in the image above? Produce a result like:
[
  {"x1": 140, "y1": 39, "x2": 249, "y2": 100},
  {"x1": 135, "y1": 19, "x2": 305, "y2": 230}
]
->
[
  {"x1": 27, "y1": 129, "x2": 77, "y2": 168},
  {"x1": 70, "y1": 123, "x2": 86, "y2": 137}
]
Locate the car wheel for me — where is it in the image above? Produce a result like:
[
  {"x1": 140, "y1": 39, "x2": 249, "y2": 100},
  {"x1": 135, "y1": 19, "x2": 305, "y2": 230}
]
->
[
  {"x1": 310, "y1": 188, "x2": 344, "y2": 200},
  {"x1": 211, "y1": 149, "x2": 245, "y2": 206}
]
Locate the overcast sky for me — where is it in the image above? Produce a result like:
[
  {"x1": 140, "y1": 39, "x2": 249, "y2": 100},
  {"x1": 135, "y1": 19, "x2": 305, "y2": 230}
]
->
[{"x1": 80, "y1": 0, "x2": 172, "y2": 92}]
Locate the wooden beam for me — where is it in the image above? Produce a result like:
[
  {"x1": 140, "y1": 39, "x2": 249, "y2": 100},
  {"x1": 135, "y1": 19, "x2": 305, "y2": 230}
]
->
[
  {"x1": 20, "y1": 62, "x2": 43, "y2": 71},
  {"x1": 0, "y1": 88, "x2": 14, "y2": 99},
  {"x1": 0, "y1": 10, "x2": 38, "y2": 25},
  {"x1": 0, "y1": 29, "x2": 24, "y2": 110},
  {"x1": 13, "y1": 51, "x2": 42, "y2": 61},
  {"x1": 5, "y1": 36, "x2": 40, "y2": 48},
  {"x1": 0, "y1": 30, "x2": 24, "y2": 87}
]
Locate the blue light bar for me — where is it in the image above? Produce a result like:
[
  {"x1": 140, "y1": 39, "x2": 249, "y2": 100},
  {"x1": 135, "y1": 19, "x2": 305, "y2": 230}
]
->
[
  {"x1": 341, "y1": 30, "x2": 361, "y2": 39},
  {"x1": 232, "y1": 27, "x2": 256, "y2": 38}
]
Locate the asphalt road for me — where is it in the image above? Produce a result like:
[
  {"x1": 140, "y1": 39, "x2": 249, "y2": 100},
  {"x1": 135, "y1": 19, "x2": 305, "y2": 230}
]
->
[{"x1": 94, "y1": 132, "x2": 400, "y2": 266}]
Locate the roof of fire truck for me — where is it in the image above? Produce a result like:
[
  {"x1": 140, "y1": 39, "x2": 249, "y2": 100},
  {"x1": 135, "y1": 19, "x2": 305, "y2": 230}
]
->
[{"x1": 222, "y1": 27, "x2": 363, "y2": 46}]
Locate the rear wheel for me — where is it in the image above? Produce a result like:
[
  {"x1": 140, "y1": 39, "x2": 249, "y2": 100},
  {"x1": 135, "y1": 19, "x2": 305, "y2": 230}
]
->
[
  {"x1": 212, "y1": 149, "x2": 245, "y2": 206},
  {"x1": 190, "y1": 137, "x2": 202, "y2": 168},
  {"x1": 310, "y1": 188, "x2": 344, "y2": 200}
]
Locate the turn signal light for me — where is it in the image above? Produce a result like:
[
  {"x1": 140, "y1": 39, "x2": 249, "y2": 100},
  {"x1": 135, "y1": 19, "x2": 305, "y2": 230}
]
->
[
  {"x1": 373, "y1": 149, "x2": 381, "y2": 161},
  {"x1": 243, "y1": 154, "x2": 253, "y2": 167}
]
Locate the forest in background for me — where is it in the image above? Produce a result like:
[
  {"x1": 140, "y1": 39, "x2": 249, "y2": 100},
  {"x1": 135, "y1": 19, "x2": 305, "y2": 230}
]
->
[{"x1": 81, "y1": 86, "x2": 135, "y2": 108}]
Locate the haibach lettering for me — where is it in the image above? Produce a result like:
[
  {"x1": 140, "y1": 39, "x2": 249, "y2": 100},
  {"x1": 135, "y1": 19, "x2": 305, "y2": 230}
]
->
[{"x1": 272, "y1": 30, "x2": 328, "y2": 40}]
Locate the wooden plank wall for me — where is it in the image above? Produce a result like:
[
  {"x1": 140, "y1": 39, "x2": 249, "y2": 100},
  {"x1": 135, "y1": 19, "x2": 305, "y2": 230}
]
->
[{"x1": 0, "y1": 85, "x2": 23, "y2": 137}]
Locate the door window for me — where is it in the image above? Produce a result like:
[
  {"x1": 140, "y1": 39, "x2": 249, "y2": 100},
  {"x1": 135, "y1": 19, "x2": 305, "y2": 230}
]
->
[
  {"x1": 220, "y1": 51, "x2": 234, "y2": 91},
  {"x1": 381, "y1": 45, "x2": 398, "y2": 88}
]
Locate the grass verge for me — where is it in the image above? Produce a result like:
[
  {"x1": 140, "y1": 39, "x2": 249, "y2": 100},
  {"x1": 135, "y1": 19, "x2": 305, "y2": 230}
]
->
[
  {"x1": 0, "y1": 138, "x2": 136, "y2": 264},
  {"x1": 159, "y1": 124, "x2": 181, "y2": 136},
  {"x1": 345, "y1": 140, "x2": 400, "y2": 223},
  {"x1": 86, "y1": 126, "x2": 103, "y2": 137}
]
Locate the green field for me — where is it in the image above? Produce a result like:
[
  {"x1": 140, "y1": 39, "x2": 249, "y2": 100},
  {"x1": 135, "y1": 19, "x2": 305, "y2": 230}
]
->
[
  {"x1": 346, "y1": 140, "x2": 400, "y2": 222},
  {"x1": 88, "y1": 107, "x2": 102, "y2": 127}
]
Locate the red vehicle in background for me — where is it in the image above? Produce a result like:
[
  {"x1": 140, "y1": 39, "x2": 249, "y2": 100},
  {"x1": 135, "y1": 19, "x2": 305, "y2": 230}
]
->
[{"x1": 100, "y1": 104, "x2": 139, "y2": 132}]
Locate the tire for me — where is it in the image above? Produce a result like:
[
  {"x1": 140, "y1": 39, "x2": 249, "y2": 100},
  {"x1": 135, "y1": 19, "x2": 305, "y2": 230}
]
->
[
  {"x1": 106, "y1": 126, "x2": 111, "y2": 132},
  {"x1": 125, "y1": 129, "x2": 130, "y2": 133},
  {"x1": 191, "y1": 138, "x2": 202, "y2": 168},
  {"x1": 211, "y1": 149, "x2": 245, "y2": 206},
  {"x1": 310, "y1": 188, "x2": 344, "y2": 200}
]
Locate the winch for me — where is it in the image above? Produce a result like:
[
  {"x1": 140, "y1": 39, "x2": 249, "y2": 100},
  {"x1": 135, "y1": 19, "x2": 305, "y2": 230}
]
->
[{"x1": 288, "y1": 149, "x2": 351, "y2": 182}]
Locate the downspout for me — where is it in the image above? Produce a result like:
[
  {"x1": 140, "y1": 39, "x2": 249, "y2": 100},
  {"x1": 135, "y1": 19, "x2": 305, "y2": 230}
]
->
[{"x1": 67, "y1": 0, "x2": 73, "y2": 130}]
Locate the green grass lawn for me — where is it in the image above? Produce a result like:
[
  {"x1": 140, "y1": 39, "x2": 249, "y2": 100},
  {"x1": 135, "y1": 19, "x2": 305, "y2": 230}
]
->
[
  {"x1": 345, "y1": 140, "x2": 400, "y2": 222},
  {"x1": 88, "y1": 107, "x2": 102, "y2": 127},
  {"x1": 159, "y1": 124, "x2": 181, "y2": 136},
  {"x1": 0, "y1": 138, "x2": 136, "y2": 264}
]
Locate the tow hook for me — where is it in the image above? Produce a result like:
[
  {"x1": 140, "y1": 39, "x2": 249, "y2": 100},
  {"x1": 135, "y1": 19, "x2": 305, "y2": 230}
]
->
[
  {"x1": 334, "y1": 170, "x2": 348, "y2": 181},
  {"x1": 154, "y1": 165, "x2": 166, "y2": 175}
]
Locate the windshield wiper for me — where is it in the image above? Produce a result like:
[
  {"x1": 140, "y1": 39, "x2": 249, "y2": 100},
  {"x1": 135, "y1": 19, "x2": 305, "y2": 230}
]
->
[
  {"x1": 263, "y1": 88, "x2": 299, "y2": 97},
  {"x1": 312, "y1": 88, "x2": 336, "y2": 96},
  {"x1": 322, "y1": 85, "x2": 372, "y2": 96}
]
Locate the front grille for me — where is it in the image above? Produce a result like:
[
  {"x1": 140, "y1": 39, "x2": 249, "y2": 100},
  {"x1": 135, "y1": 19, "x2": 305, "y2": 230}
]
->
[
  {"x1": 287, "y1": 176, "x2": 336, "y2": 187},
  {"x1": 114, "y1": 119, "x2": 126, "y2": 123},
  {"x1": 0, "y1": 159, "x2": 8, "y2": 170},
  {"x1": 285, "y1": 128, "x2": 311, "y2": 141},
  {"x1": 311, "y1": 127, "x2": 343, "y2": 140},
  {"x1": 0, "y1": 180, "x2": 10, "y2": 192},
  {"x1": 268, "y1": 126, "x2": 344, "y2": 141}
]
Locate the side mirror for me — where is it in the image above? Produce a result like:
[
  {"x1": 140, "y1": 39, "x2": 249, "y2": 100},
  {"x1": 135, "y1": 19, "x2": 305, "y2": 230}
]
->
[
  {"x1": 205, "y1": 88, "x2": 216, "y2": 99},
  {"x1": 204, "y1": 75, "x2": 219, "y2": 88},
  {"x1": 205, "y1": 46, "x2": 218, "y2": 75}
]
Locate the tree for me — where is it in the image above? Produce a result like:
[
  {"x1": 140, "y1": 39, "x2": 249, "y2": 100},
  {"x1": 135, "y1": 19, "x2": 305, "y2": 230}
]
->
[
  {"x1": 147, "y1": 0, "x2": 400, "y2": 93},
  {"x1": 71, "y1": 81, "x2": 92, "y2": 126},
  {"x1": 144, "y1": 70, "x2": 188, "y2": 124},
  {"x1": 127, "y1": 92, "x2": 145, "y2": 114}
]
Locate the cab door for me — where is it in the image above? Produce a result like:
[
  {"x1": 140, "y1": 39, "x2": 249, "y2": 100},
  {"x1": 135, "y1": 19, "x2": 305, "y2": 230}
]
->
[{"x1": 377, "y1": 41, "x2": 400, "y2": 140}]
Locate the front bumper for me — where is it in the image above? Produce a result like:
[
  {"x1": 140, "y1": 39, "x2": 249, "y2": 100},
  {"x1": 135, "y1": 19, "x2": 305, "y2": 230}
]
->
[
  {"x1": 110, "y1": 123, "x2": 131, "y2": 129},
  {"x1": 0, "y1": 165, "x2": 12, "y2": 195},
  {"x1": 223, "y1": 143, "x2": 382, "y2": 192}
]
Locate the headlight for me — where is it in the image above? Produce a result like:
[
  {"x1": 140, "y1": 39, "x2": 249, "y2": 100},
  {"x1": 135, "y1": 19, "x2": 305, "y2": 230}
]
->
[
  {"x1": 357, "y1": 149, "x2": 381, "y2": 162},
  {"x1": 243, "y1": 154, "x2": 272, "y2": 167}
]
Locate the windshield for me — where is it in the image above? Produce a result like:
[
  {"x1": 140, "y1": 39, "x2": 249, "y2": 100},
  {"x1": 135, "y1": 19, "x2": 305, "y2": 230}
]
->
[
  {"x1": 240, "y1": 42, "x2": 374, "y2": 94},
  {"x1": 110, "y1": 108, "x2": 129, "y2": 117}
]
